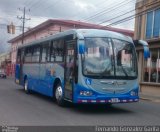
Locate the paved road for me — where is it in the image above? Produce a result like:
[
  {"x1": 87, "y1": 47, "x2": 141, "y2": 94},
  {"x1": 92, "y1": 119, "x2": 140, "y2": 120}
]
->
[{"x1": 0, "y1": 77, "x2": 160, "y2": 126}]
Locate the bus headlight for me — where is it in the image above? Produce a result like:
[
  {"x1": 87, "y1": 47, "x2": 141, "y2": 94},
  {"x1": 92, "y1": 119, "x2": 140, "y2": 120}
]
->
[
  {"x1": 130, "y1": 91, "x2": 137, "y2": 96},
  {"x1": 80, "y1": 91, "x2": 93, "y2": 96}
]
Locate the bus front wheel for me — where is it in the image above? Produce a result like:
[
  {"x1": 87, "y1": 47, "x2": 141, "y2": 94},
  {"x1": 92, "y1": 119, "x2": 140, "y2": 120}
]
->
[{"x1": 55, "y1": 83, "x2": 65, "y2": 106}]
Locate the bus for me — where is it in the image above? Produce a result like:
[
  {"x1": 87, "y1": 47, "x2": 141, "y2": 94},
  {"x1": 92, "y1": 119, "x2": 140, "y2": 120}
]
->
[{"x1": 15, "y1": 29, "x2": 150, "y2": 106}]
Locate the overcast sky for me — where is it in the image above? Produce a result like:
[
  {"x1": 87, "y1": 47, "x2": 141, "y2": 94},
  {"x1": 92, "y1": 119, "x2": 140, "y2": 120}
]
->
[{"x1": 0, "y1": 0, "x2": 137, "y2": 53}]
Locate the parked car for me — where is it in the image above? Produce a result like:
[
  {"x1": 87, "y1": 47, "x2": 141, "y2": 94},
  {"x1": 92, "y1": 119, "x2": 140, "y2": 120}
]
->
[{"x1": 0, "y1": 69, "x2": 7, "y2": 78}]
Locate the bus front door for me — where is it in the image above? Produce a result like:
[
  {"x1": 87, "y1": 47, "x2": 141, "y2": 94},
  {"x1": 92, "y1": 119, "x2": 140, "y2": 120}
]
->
[{"x1": 64, "y1": 40, "x2": 76, "y2": 101}]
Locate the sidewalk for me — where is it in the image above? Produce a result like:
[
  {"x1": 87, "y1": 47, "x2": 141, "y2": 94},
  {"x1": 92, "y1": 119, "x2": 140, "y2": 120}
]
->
[{"x1": 140, "y1": 92, "x2": 160, "y2": 103}]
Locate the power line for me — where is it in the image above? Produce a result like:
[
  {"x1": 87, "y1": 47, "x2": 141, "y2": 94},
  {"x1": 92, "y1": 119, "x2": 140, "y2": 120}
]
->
[
  {"x1": 17, "y1": 7, "x2": 31, "y2": 44},
  {"x1": 42, "y1": 0, "x2": 62, "y2": 12},
  {"x1": 5, "y1": 12, "x2": 27, "y2": 32},
  {"x1": 86, "y1": 0, "x2": 134, "y2": 22},
  {"x1": 1, "y1": 12, "x2": 46, "y2": 23},
  {"x1": 108, "y1": 0, "x2": 159, "y2": 26},
  {"x1": 102, "y1": 0, "x2": 160, "y2": 27},
  {"x1": 99, "y1": 8, "x2": 135, "y2": 25},
  {"x1": 83, "y1": 0, "x2": 132, "y2": 22},
  {"x1": 24, "y1": 0, "x2": 37, "y2": 8},
  {"x1": 28, "y1": 0, "x2": 43, "y2": 9},
  {"x1": 29, "y1": 0, "x2": 61, "y2": 14},
  {"x1": 23, "y1": 0, "x2": 29, "y2": 5},
  {"x1": 29, "y1": 0, "x2": 50, "y2": 12},
  {"x1": 71, "y1": 0, "x2": 111, "y2": 19},
  {"x1": 0, "y1": 23, "x2": 30, "y2": 29},
  {"x1": 25, "y1": 0, "x2": 62, "y2": 22},
  {"x1": 97, "y1": 0, "x2": 136, "y2": 24}
]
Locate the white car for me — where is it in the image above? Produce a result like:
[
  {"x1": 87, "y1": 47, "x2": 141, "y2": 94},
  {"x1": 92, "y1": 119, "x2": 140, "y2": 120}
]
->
[{"x1": 0, "y1": 69, "x2": 7, "y2": 78}]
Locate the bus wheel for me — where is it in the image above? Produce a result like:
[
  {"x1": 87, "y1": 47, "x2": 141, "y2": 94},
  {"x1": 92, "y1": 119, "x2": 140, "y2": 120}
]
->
[
  {"x1": 24, "y1": 79, "x2": 30, "y2": 94},
  {"x1": 55, "y1": 84, "x2": 65, "y2": 106}
]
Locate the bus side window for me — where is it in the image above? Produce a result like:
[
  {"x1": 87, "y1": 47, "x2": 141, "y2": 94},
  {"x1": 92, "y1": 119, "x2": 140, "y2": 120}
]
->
[
  {"x1": 55, "y1": 39, "x2": 64, "y2": 62},
  {"x1": 24, "y1": 47, "x2": 32, "y2": 63},
  {"x1": 17, "y1": 50, "x2": 21, "y2": 63},
  {"x1": 32, "y1": 46, "x2": 40, "y2": 63},
  {"x1": 41, "y1": 43, "x2": 49, "y2": 63},
  {"x1": 47, "y1": 43, "x2": 50, "y2": 62},
  {"x1": 51, "y1": 39, "x2": 64, "y2": 62},
  {"x1": 50, "y1": 41, "x2": 55, "y2": 62}
]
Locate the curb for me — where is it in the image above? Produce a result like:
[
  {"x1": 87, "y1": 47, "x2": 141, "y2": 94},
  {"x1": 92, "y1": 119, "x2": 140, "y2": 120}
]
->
[
  {"x1": 140, "y1": 97, "x2": 152, "y2": 101},
  {"x1": 140, "y1": 97, "x2": 160, "y2": 103}
]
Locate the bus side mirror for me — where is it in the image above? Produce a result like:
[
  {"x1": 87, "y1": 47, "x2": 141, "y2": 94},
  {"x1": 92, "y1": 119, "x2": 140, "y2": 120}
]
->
[
  {"x1": 133, "y1": 40, "x2": 150, "y2": 59},
  {"x1": 79, "y1": 44, "x2": 85, "y2": 54},
  {"x1": 143, "y1": 46, "x2": 150, "y2": 59}
]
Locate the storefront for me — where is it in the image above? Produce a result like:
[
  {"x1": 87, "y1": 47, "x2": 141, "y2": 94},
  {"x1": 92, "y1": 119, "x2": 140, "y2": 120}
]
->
[
  {"x1": 136, "y1": 40, "x2": 160, "y2": 96},
  {"x1": 134, "y1": 0, "x2": 160, "y2": 95}
]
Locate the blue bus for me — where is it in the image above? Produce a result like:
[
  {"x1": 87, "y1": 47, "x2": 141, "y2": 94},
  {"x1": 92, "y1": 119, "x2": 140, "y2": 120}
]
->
[{"x1": 15, "y1": 29, "x2": 150, "y2": 106}]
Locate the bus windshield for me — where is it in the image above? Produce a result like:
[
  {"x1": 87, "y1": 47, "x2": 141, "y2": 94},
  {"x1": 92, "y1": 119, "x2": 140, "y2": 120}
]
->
[{"x1": 82, "y1": 37, "x2": 137, "y2": 79}]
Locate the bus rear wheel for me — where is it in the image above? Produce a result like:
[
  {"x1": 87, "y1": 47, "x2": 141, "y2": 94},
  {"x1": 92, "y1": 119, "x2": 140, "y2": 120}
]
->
[
  {"x1": 24, "y1": 78, "x2": 30, "y2": 94},
  {"x1": 55, "y1": 83, "x2": 65, "y2": 106}
]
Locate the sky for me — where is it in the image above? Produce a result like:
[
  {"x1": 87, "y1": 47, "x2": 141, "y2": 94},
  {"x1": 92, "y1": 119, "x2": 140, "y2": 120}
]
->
[{"x1": 0, "y1": 0, "x2": 137, "y2": 53}]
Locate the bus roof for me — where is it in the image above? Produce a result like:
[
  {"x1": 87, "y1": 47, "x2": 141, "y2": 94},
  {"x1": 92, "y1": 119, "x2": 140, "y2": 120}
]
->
[{"x1": 18, "y1": 29, "x2": 133, "y2": 49}]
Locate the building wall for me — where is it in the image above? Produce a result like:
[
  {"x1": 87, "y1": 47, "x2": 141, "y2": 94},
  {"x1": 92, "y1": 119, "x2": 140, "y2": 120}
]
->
[
  {"x1": 135, "y1": 0, "x2": 160, "y2": 39},
  {"x1": 0, "y1": 52, "x2": 11, "y2": 68},
  {"x1": 0, "y1": 53, "x2": 10, "y2": 66},
  {"x1": 0, "y1": 54, "x2": 6, "y2": 67},
  {"x1": 134, "y1": 0, "x2": 160, "y2": 93}
]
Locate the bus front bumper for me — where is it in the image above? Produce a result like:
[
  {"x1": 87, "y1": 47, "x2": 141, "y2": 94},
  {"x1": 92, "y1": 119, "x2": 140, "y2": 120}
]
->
[{"x1": 74, "y1": 96, "x2": 139, "y2": 104}]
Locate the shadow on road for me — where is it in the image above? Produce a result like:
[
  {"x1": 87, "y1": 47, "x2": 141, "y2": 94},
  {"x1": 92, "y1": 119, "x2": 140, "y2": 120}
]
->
[
  {"x1": 16, "y1": 88, "x2": 55, "y2": 103},
  {"x1": 16, "y1": 88, "x2": 134, "y2": 115},
  {"x1": 70, "y1": 104, "x2": 134, "y2": 114}
]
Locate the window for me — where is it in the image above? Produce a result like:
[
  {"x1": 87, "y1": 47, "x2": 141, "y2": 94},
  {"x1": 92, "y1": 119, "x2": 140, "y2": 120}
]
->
[
  {"x1": 146, "y1": 9, "x2": 160, "y2": 39},
  {"x1": 153, "y1": 9, "x2": 160, "y2": 37},
  {"x1": 41, "y1": 42, "x2": 50, "y2": 62},
  {"x1": 25, "y1": 47, "x2": 32, "y2": 62},
  {"x1": 143, "y1": 49, "x2": 159, "y2": 83},
  {"x1": 150, "y1": 50, "x2": 158, "y2": 82},
  {"x1": 146, "y1": 11, "x2": 153, "y2": 39},
  {"x1": 157, "y1": 58, "x2": 160, "y2": 83},
  {"x1": 17, "y1": 49, "x2": 21, "y2": 63},
  {"x1": 41, "y1": 45, "x2": 47, "y2": 62},
  {"x1": 143, "y1": 58, "x2": 149, "y2": 82},
  {"x1": 32, "y1": 46, "x2": 40, "y2": 62},
  {"x1": 50, "y1": 39, "x2": 64, "y2": 62}
]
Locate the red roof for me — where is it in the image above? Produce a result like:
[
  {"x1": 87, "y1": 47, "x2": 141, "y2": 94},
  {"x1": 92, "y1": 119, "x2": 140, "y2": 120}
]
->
[{"x1": 8, "y1": 19, "x2": 134, "y2": 43}]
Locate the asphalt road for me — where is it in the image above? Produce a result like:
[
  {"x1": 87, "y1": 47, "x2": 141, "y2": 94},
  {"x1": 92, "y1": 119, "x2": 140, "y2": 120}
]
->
[{"x1": 0, "y1": 77, "x2": 160, "y2": 126}]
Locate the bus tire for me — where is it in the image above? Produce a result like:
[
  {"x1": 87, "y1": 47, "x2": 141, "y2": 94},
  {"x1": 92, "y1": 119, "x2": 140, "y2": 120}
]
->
[
  {"x1": 55, "y1": 83, "x2": 65, "y2": 106},
  {"x1": 24, "y1": 78, "x2": 30, "y2": 94}
]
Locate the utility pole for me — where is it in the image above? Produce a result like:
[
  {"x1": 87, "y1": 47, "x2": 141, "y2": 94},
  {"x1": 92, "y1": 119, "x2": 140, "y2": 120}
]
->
[{"x1": 17, "y1": 7, "x2": 31, "y2": 44}]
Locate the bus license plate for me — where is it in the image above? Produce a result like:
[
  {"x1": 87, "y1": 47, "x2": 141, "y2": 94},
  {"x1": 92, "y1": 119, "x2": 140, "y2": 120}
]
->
[{"x1": 111, "y1": 98, "x2": 119, "y2": 103}]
